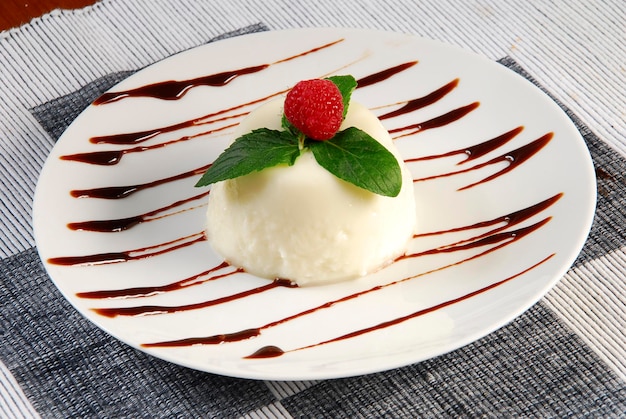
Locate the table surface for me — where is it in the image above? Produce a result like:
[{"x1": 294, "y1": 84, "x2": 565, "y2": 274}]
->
[
  {"x1": 0, "y1": 0, "x2": 98, "y2": 31},
  {"x1": 0, "y1": 1, "x2": 624, "y2": 418}
]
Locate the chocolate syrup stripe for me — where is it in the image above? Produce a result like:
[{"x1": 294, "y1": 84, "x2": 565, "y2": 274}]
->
[
  {"x1": 88, "y1": 60, "x2": 421, "y2": 147},
  {"x1": 47, "y1": 232, "x2": 206, "y2": 266},
  {"x1": 377, "y1": 78, "x2": 460, "y2": 121},
  {"x1": 67, "y1": 191, "x2": 210, "y2": 233},
  {"x1": 71, "y1": 164, "x2": 211, "y2": 199},
  {"x1": 61, "y1": 123, "x2": 237, "y2": 166},
  {"x1": 77, "y1": 261, "x2": 230, "y2": 299},
  {"x1": 389, "y1": 102, "x2": 480, "y2": 139},
  {"x1": 246, "y1": 253, "x2": 556, "y2": 359},
  {"x1": 94, "y1": 278, "x2": 297, "y2": 318},
  {"x1": 411, "y1": 132, "x2": 554, "y2": 191},
  {"x1": 93, "y1": 39, "x2": 345, "y2": 105},
  {"x1": 63, "y1": 61, "x2": 423, "y2": 166},
  {"x1": 405, "y1": 126, "x2": 524, "y2": 165},
  {"x1": 74, "y1": 194, "x2": 562, "y2": 304},
  {"x1": 143, "y1": 216, "x2": 554, "y2": 348}
]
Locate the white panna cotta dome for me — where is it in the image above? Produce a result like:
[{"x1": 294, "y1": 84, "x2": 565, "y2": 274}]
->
[{"x1": 206, "y1": 99, "x2": 416, "y2": 286}]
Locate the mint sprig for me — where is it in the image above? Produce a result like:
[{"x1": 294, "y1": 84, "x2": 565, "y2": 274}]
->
[
  {"x1": 195, "y1": 128, "x2": 299, "y2": 186},
  {"x1": 325, "y1": 75, "x2": 357, "y2": 118},
  {"x1": 309, "y1": 127, "x2": 401, "y2": 197},
  {"x1": 195, "y1": 75, "x2": 402, "y2": 197}
]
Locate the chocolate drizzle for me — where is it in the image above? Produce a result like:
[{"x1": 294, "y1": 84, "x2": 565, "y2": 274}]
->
[
  {"x1": 93, "y1": 39, "x2": 344, "y2": 105},
  {"x1": 264, "y1": 253, "x2": 555, "y2": 358},
  {"x1": 356, "y1": 61, "x2": 418, "y2": 88},
  {"x1": 48, "y1": 40, "x2": 565, "y2": 360},
  {"x1": 70, "y1": 164, "x2": 210, "y2": 199},
  {"x1": 94, "y1": 65, "x2": 269, "y2": 105},
  {"x1": 411, "y1": 132, "x2": 554, "y2": 190},
  {"x1": 61, "y1": 124, "x2": 236, "y2": 166},
  {"x1": 139, "y1": 194, "x2": 560, "y2": 348},
  {"x1": 68, "y1": 191, "x2": 209, "y2": 232},
  {"x1": 97, "y1": 277, "x2": 294, "y2": 319},
  {"x1": 77, "y1": 261, "x2": 230, "y2": 299},
  {"x1": 389, "y1": 102, "x2": 480, "y2": 138},
  {"x1": 48, "y1": 232, "x2": 206, "y2": 266},
  {"x1": 378, "y1": 79, "x2": 460, "y2": 120},
  {"x1": 406, "y1": 126, "x2": 524, "y2": 164}
]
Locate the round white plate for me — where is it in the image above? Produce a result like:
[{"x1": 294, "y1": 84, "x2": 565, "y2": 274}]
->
[{"x1": 33, "y1": 28, "x2": 596, "y2": 380}]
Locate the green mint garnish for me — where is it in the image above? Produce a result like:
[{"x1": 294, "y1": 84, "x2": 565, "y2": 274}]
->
[
  {"x1": 309, "y1": 127, "x2": 402, "y2": 197},
  {"x1": 195, "y1": 75, "x2": 402, "y2": 197},
  {"x1": 325, "y1": 75, "x2": 357, "y2": 118},
  {"x1": 195, "y1": 128, "x2": 299, "y2": 186}
]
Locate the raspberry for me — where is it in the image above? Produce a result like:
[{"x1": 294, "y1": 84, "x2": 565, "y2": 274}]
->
[{"x1": 284, "y1": 79, "x2": 344, "y2": 141}]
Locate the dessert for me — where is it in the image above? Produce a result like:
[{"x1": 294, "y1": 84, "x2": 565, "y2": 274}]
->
[{"x1": 197, "y1": 77, "x2": 416, "y2": 286}]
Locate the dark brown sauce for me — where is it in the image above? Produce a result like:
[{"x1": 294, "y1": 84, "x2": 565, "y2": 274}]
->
[
  {"x1": 61, "y1": 124, "x2": 236, "y2": 166},
  {"x1": 413, "y1": 193, "x2": 563, "y2": 242},
  {"x1": 139, "y1": 196, "x2": 559, "y2": 347},
  {"x1": 67, "y1": 191, "x2": 209, "y2": 232},
  {"x1": 70, "y1": 164, "x2": 210, "y2": 199},
  {"x1": 356, "y1": 61, "x2": 418, "y2": 88},
  {"x1": 98, "y1": 277, "x2": 295, "y2": 319},
  {"x1": 94, "y1": 65, "x2": 269, "y2": 105},
  {"x1": 245, "y1": 345, "x2": 285, "y2": 359},
  {"x1": 412, "y1": 132, "x2": 554, "y2": 190},
  {"x1": 54, "y1": 41, "x2": 561, "y2": 356},
  {"x1": 283, "y1": 253, "x2": 555, "y2": 356},
  {"x1": 77, "y1": 261, "x2": 230, "y2": 299},
  {"x1": 389, "y1": 102, "x2": 480, "y2": 139},
  {"x1": 86, "y1": 60, "x2": 418, "y2": 148},
  {"x1": 93, "y1": 39, "x2": 344, "y2": 105},
  {"x1": 48, "y1": 232, "x2": 206, "y2": 266},
  {"x1": 90, "y1": 111, "x2": 248, "y2": 145},
  {"x1": 378, "y1": 79, "x2": 460, "y2": 120},
  {"x1": 272, "y1": 38, "x2": 345, "y2": 64},
  {"x1": 406, "y1": 126, "x2": 524, "y2": 164},
  {"x1": 146, "y1": 329, "x2": 263, "y2": 348}
]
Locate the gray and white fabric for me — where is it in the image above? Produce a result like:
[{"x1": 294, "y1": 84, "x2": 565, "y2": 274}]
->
[{"x1": 1, "y1": 1, "x2": 624, "y2": 417}]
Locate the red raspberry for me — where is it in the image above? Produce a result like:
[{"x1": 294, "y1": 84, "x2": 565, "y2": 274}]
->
[{"x1": 284, "y1": 79, "x2": 344, "y2": 141}]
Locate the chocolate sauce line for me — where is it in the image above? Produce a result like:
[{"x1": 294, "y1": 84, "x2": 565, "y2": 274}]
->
[
  {"x1": 66, "y1": 60, "x2": 423, "y2": 170},
  {"x1": 77, "y1": 261, "x2": 230, "y2": 299},
  {"x1": 93, "y1": 39, "x2": 344, "y2": 106},
  {"x1": 47, "y1": 231, "x2": 206, "y2": 266},
  {"x1": 74, "y1": 192, "x2": 207, "y2": 232},
  {"x1": 94, "y1": 65, "x2": 269, "y2": 105},
  {"x1": 108, "y1": 216, "x2": 548, "y2": 318},
  {"x1": 405, "y1": 126, "x2": 524, "y2": 165},
  {"x1": 389, "y1": 102, "x2": 480, "y2": 139},
  {"x1": 272, "y1": 38, "x2": 345, "y2": 64},
  {"x1": 61, "y1": 123, "x2": 237, "y2": 166},
  {"x1": 356, "y1": 61, "x2": 418, "y2": 88},
  {"x1": 70, "y1": 164, "x2": 211, "y2": 199},
  {"x1": 98, "y1": 277, "x2": 293, "y2": 319},
  {"x1": 90, "y1": 111, "x2": 249, "y2": 145},
  {"x1": 68, "y1": 191, "x2": 210, "y2": 232},
  {"x1": 378, "y1": 79, "x2": 459, "y2": 120},
  {"x1": 413, "y1": 193, "x2": 563, "y2": 245},
  {"x1": 248, "y1": 253, "x2": 556, "y2": 358},
  {"x1": 86, "y1": 60, "x2": 419, "y2": 148},
  {"x1": 400, "y1": 217, "x2": 551, "y2": 261},
  {"x1": 142, "y1": 214, "x2": 555, "y2": 348},
  {"x1": 412, "y1": 132, "x2": 554, "y2": 191}
]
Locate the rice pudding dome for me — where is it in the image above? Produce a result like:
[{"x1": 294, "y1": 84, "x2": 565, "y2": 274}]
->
[{"x1": 205, "y1": 84, "x2": 416, "y2": 286}]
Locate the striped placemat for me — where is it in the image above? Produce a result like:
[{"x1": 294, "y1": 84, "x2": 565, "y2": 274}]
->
[{"x1": 1, "y1": 1, "x2": 624, "y2": 417}]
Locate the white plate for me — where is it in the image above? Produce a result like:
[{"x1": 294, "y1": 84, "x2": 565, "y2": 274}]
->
[{"x1": 33, "y1": 28, "x2": 596, "y2": 380}]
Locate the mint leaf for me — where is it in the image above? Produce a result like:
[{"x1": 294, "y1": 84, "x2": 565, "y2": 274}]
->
[
  {"x1": 281, "y1": 114, "x2": 299, "y2": 137},
  {"x1": 326, "y1": 75, "x2": 357, "y2": 117},
  {"x1": 195, "y1": 128, "x2": 300, "y2": 187},
  {"x1": 308, "y1": 127, "x2": 402, "y2": 197}
]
